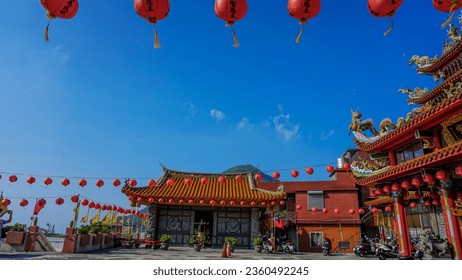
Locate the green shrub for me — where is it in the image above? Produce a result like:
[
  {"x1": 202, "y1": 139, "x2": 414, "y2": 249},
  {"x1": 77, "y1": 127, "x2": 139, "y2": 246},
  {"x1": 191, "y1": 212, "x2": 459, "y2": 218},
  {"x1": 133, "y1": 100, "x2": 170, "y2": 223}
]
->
[
  {"x1": 253, "y1": 236, "x2": 263, "y2": 246},
  {"x1": 77, "y1": 225, "x2": 90, "y2": 234},
  {"x1": 160, "y1": 234, "x2": 172, "y2": 243},
  {"x1": 3, "y1": 223, "x2": 26, "y2": 232},
  {"x1": 224, "y1": 236, "x2": 237, "y2": 246}
]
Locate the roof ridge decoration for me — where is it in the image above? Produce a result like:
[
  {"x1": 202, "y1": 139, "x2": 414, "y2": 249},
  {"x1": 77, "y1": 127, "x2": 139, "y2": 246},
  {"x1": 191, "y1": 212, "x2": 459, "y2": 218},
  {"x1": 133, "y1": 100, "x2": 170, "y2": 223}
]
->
[{"x1": 159, "y1": 164, "x2": 257, "y2": 177}]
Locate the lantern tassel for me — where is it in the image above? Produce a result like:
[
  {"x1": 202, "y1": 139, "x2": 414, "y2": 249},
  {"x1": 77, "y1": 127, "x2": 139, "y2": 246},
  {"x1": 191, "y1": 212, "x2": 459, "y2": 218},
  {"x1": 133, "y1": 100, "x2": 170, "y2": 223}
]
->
[
  {"x1": 232, "y1": 29, "x2": 240, "y2": 48},
  {"x1": 295, "y1": 25, "x2": 304, "y2": 44},
  {"x1": 383, "y1": 18, "x2": 394, "y2": 36},
  {"x1": 441, "y1": 3, "x2": 458, "y2": 28},
  {"x1": 44, "y1": 21, "x2": 50, "y2": 42},
  {"x1": 153, "y1": 27, "x2": 161, "y2": 49}
]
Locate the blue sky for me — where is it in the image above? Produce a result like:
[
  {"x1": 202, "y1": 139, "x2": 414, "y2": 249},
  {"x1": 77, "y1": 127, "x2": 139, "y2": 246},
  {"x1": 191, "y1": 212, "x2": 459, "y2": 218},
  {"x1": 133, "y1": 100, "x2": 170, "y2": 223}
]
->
[{"x1": 0, "y1": 1, "x2": 455, "y2": 233}]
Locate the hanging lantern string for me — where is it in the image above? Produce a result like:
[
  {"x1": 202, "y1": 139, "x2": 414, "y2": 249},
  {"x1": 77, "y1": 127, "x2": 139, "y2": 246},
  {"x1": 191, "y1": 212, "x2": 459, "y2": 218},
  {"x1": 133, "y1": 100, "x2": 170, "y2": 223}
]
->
[
  {"x1": 153, "y1": 27, "x2": 161, "y2": 49},
  {"x1": 44, "y1": 11, "x2": 55, "y2": 43},
  {"x1": 3, "y1": 194, "x2": 129, "y2": 209},
  {"x1": 295, "y1": 25, "x2": 304, "y2": 44},
  {"x1": 441, "y1": 3, "x2": 459, "y2": 28},
  {"x1": 232, "y1": 29, "x2": 240, "y2": 48},
  {"x1": 383, "y1": 17, "x2": 394, "y2": 36}
]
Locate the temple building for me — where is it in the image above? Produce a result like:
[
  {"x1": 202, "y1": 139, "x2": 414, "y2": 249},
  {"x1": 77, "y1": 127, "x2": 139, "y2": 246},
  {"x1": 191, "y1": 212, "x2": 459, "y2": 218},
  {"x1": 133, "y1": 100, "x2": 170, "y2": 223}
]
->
[
  {"x1": 121, "y1": 166, "x2": 285, "y2": 248},
  {"x1": 347, "y1": 20, "x2": 462, "y2": 259}
]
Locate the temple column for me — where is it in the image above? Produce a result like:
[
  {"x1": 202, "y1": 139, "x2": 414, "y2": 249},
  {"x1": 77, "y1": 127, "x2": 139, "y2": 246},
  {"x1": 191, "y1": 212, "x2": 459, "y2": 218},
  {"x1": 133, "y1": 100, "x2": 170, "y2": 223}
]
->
[
  {"x1": 391, "y1": 190, "x2": 412, "y2": 259},
  {"x1": 388, "y1": 150, "x2": 396, "y2": 166},
  {"x1": 147, "y1": 203, "x2": 158, "y2": 240},
  {"x1": 251, "y1": 207, "x2": 260, "y2": 249},
  {"x1": 439, "y1": 182, "x2": 462, "y2": 260},
  {"x1": 433, "y1": 128, "x2": 441, "y2": 150}
]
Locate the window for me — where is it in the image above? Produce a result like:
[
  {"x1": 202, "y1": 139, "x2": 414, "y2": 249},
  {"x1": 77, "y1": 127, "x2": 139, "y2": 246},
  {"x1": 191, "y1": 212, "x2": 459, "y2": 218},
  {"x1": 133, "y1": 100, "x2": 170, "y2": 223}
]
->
[
  {"x1": 307, "y1": 191, "x2": 324, "y2": 210},
  {"x1": 395, "y1": 141, "x2": 425, "y2": 164},
  {"x1": 310, "y1": 232, "x2": 323, "y2": 248}
]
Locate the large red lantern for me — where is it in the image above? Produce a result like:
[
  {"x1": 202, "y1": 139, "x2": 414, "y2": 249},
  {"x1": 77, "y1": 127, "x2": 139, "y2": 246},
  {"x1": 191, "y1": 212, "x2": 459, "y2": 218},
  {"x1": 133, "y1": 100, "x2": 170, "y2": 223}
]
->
[
  {"x1": 374, "y1": 188, "x2": 383, "y2": 196},
  {"x1": 455, "y1": 165, "x2": 462, "y2": 176},
  {"x1": 296, "y1": 204, "x2": 302, "y2": 210},
  {"x1": 334, "y1": 208, "x2": 340, "y2": 214},
  {"x1": 214, "y1": 0, "x2": 248, "y2": 47},
  {"x1": 409, "y1": 202, "x2": 417, "y2": 208},
  {"x1": 94, "y1": 203, "x2": 101, "y2": 210},
  {"x1": 9, "y1": 175, "x2": 18, "y2": 183},
  {"x1": 148, "y1": 179, "x2": 156, "y2": 187},
  {"x1": 134, "y1": 0, "x2": 170, "y2": 48},
  {"x1": 423, "y1": 173, "x2": 436, "y2": 184},
  {"x1": 343, "y1": 162, "x2": 350, "y2": 171},
  {"x1": 55, "y1": 197, "x2": 64, "y2": 205},
  {"x1": 322, "y1": 208, "x2": 328, "y2": 213},
  {"x1": 326, "y1": 165, "x2": 334, "y2": 173},
  {"x1": 61, "y1": 178, "x2": 70, "y2": 187},
  {"x1": 19, "y1": 199, "x2": 29, "y2": 207},
  {"x1": 384, "y1": 205, "x2": 392, "y2": 212},
  {"x1": 254, "y1": 173, "x2": 263, "y2": 181},
  {"x1": 235, "y1": 174, "x2": 243, "y2": 182},
  {"x1": 358, "y1": 208, "x2": 365, "y2": 214},
  {"x1": 218, "y1": 176, "x2": 227, "y2": 184},
  {"x1": 96, "y1": 179, "x2": 104, "y2": 188},
  {"x1": 200, "y1": 177, "x2": 209, "y2": 185},
  {"x1": 401, "y1": 180, "x2": 411, "y2": 190},
  {"x1": 148, "y1": 197, "x2": 155, "y2": 203},
  {"x1": 137, "y1": 197, "x2": 143, "y2": 204},
  {"x1": 78, "y1": 179, "x2": 87, "y2": 188},
  {"x1": 382, "y1": 185, "x2": 391, "y2": 193},
  {"x1": 27, "y1": 176, "x2": 36, "y2": 185},
  {"x1": 391, "y1": 182, "x2": 400, "y2": 192},
  {"x1": 306, "y1": 167, "x2": 314, "y2": 175},
  {"x1": 129, "y1": 179, "x2": 138, "y2": 187},
  {"x1": 44, "y1": 177, "x2": 53, "y2": 187},
  {"x1": 371, "y1": 207, "x2": 379, "y2": 214},
  {"x1": 311, "y1": 207, "x2": 317, "y2": 212},
  {"x1": 288, "y1": 0, "x2": 321, "y2": 43},
  {"x1": 221, "y1": 200, "x2": 227, "y2": 206},
  {"x1": 40, "y1": 0, "x2": 79, "y2": 41},
  {"x1": 279, "y1": 200, "x2": 286, "y2": 206},
  {"x1": 2, "y1": 199, "x2": 11, "y2": 206},
  {"x1": 81, "y1": 199, "x2": 89, "y2": 206},
  {"x1": 272, "y1": 171, "x2": 280, "y2": 180},
  {"x1": 367, "y1": 0, "x2": 403, "y2": 35},
  {"x1": 435, "y1": 170, "x2": 449, "y2": 181},
  {"x1": 166, "y1": 179, "x2": 175, "y2": 187},
  {"x1": 348, "y1": 208, "x2": 356, "y2": 215},
  {"x1": 291, "y1": 169, "x2": 299, "y2": 179},
  {"x1": 411, "y1": 177, "x2": 423, "y2": 188},
  {"x1": 433, "y1": 0, "x2": 462, "y2": 27},
  {"x1": 71, "y1": 195, "x2": 79, "y2": 203},
  {"x1": 113, "y1": 179, "x2": 121, "y2": 187}
]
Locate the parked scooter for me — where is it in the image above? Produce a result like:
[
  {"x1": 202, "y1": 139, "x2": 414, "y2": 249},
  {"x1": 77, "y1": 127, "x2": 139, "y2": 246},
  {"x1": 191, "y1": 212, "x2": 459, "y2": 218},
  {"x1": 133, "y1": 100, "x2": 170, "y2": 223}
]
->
[
  {"x1": 354, "y1": 240, "x2": 375, "y2": 257},
  {"x1": 375, "y1": 239, "x2": 398, "y2": 260},
  {"x1": 322, "y1": 237, "x2": 332, "y2": 256},
  {"x1": 283, "y1": 240, "x2": 296, "y2": 254}
]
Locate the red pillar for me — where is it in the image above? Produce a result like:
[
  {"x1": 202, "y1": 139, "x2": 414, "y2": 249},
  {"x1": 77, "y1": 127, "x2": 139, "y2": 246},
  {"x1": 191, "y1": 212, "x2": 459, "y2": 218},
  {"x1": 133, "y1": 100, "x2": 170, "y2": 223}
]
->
[
  {"x1": 388, "y1": 150, "x2": 396, "y2": 166},
  {"x1": 439, "y1": 187, "x2": 462, "y2": 260},
  {"x1": 392, "y1": 191, "x2": 412, "y2": 258},
  {"x1": 433, "y1": 128, "x2": 441, "y2": 150},
  {"x1": 24, "y1": 225, "x2": 40, "y2": 252},
  {"x1": 62, "y1": 227, "x2": 77, "y2": 253}
]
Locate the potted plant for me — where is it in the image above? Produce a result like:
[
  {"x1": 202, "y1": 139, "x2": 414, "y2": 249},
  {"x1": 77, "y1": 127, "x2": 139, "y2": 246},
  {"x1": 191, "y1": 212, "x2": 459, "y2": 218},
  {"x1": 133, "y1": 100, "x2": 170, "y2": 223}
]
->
[
  {"x1": 253, "y1": 236, "x2": 264, "y2": 253},
  {"x1": 160, "y1": 234, "x2": 172, "y2": 250},
  {"x1": 77, "y1": 225, "x2": 91, "y2": 247},
  {"x1": 224, "y1": 236, "x2": 237, "y2": 252},
  {"x1": 189, "y1": 233, "x2": 206, "y2": 252},
  {"x1": 4, "y1": 223, "x2": 27, "y2": 245}
]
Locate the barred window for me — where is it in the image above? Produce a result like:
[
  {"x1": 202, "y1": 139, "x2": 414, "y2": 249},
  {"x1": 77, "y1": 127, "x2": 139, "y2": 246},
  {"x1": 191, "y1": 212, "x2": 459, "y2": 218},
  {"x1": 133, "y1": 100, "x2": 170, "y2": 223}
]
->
[{"x1": 307, "y1": 191, "x2": 324, "y2": 210}]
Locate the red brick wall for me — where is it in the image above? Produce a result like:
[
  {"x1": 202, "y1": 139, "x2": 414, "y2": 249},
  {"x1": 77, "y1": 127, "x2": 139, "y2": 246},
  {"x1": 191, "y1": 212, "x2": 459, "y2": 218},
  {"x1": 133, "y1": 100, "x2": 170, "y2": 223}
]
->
[{"x1": 298, "y1": 224, "x2": 361, "y2": 253}]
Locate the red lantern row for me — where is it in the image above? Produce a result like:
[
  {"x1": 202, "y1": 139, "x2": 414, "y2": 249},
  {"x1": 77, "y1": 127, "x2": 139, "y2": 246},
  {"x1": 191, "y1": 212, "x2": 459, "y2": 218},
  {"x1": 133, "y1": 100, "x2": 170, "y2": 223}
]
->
[{"x1": 132, "y1": 196, "x2": 286, "y2": 207}]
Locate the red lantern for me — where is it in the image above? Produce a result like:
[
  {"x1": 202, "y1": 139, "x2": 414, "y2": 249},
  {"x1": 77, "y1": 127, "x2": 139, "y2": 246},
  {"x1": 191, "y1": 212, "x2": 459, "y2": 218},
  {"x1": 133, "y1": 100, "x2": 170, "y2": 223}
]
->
[
  {"x1": 260, "y1": 201, "x2": 266, "y2": 207},
  {"x1": 79, "y1": 179, "x2": 87, "y2": 188},
  {"x1": 148, "y1": 197, "x2": 155, "y2": 203},
  {"x1": 291, "y1": 169, "x2": 299, "y2": 179},
  {"x1": 129, "y1": 179, "x2": 138, "y2": 187},
  {"x1": 61, "y1": 178, "x2": 70, "y2": 187},
  {"x1": 27, "y1": 176, "x2": 36, "y2": 185},
  {"x1": 137, "y1": 197, "x2": 143, "y2": 204},
  {"x1": 279, "y1": 200, "x2": 286, "y2": 206},
  {"x1": 96, "y1": 179, "x2": 104, "y2": 188},
  {"x1": 71, "y1": 195, "x2": 79, "y2": 203},
  {"x1": 55, "y1": 197, "x2": 64, "y2": 205},
  {"x1": 374, "y1": 188, "x2": 383, "y2": 196},
  {"x1": 455, "y1": 165, "x2": 462, "y2": 176},
  {"x1": 158, "y1": 198, "x2": 165, "y2": 203},
  {"x1": 250, "y1": 201, "x2": 257, "y2": 206},
  {"x1": 188, "y1": 199, "x2": 194, "y2": 204},
  {"x1": 178, "y1": 199, "x2": 184, "y2": 204},
  {"x1": 384, "y1": 206, "x2": 392, "y2": 212},
  {"x1": 214, "y1": 0, "x2": 248, "y2": 47},
  {"x1": 199, "y1": 199, "x2": 205, "y2": 205},
  {"x1": 39, "y1": 0, "x2": 80, "y2": 41},
  {"x1": 166, "y1": 179, "x2": 175, "y2": 187},
  {"x1": 391, "y1": 182, "x2": 400, "y2": 192},
  {"x1": 343, "y1": 162, "x2": 351, "y2": 170},
  {"x1": 409, "y1": 202, "x2": 417, "y2": 208},
  {"x1": 235, "y1": 174, "x2": 243, "y2": 182},
  {"x1": 148, "y1": 179, "x2": 156, "y2": 187},
  {"x1": 334, "y1": 208, "x2": 340, "y2": 214},
  {"x1": 435, "y1": 170, "x2": 449, "y2": 181},
  {"x1": 326, "y1": 165, "x2": 334, "y2": 173},
  {"x1": 423, "y1": 173, "x2": 435, "y2": 184},
  {"x1": 218, "y1": 176, "x2": 226, "y2": 184},
  {"x1": 322, "y1": 208, "x2": 328, "y2": 213},
  {"x1": 296, "y1": 204, "x2": 302, "y2": 210},
  {"x1": 370, "y1": 189, "x2": 377, "y2": 197},
  {"x1": 349, "y1": 208, "x2": 356, "y2": 215},
  {"x1": 371, "y1": 207, "x2": 379, "y2": 214},
  {"x1": 424, "y1": 200, "x2": 432, "y2": 207},
  {"x1": 8, "y1": 175, "x2": 17, "y2": 183},
  {"x1": 44, "y1": 177, "x2": 53, "y2": 186},
  {"x1": 433, "y1": 0, "x2": 462, "y2": 27},
  {"x1": 102, "y1": 205, "x2": 107, "y2": 211},
  {"x1": 411, "y1": 177, "x2": 422, "y2": 188},
  {"x1": 358, "y1": 208, "x2": 365, "y2": 214},
  {"x1": 382, "y1": 185, "x2": 391, "y2": 193},
  {"x1": 134, "y1": 0, "x2": 170, "y2": 48},
  {"x1": 221, "y1": 200, "x2": 227, "y2": 206},
  {"x1": 287, "y1": 0, "x2": 321, "y2": 43},
  {"x1": 311, "y1": 207, "x2": 317, "y2": 212},
  {"x1": 200, "y1": 177, "x2": 209, "y2": 185},
  {"x1": 230, "y1": 200, "x2": 236, "y2": 206},
  {"x1": 19, "y1": 199, "x2": 29, "y2": 207},
  {"x1": 210, "y1": 200, "x2": 216, "y2": 206},
  {"x1": 168, "y1": 198, "x2": 174, "y2": 204},
  {"x1": 184, "y1": 178, "x2": 192, "y2": 185},
  {"x1": 272, "y1": 171, "x2": 280, "y2": 180},
  {"x1": 367, "y1": 0, "x2": 402, "y2": 35},
  {"x1": 81, "y1": 199, "x2": 89, "y2": 206},
  {"x1": 113, "y1": 179, "x2": 121, "y2": 187},
  {"x1": 240, "y1": 201, "x2": 246, "y2": 206},
  {"x1": 401, "y1": 180, "x2": 411, "y2": 190},
  {"x1": 254, "y1": 173, "x2": 263, "y2": 181},
  {"x1": 128, "y1": 196, "x2": 135, "y2": 202},
  {"x1": 270, "y1": 201, "x2": 276, "y2": 207},
  {"x1": 432, "y1": 199, "x2": 440, "y2": 206},
  {"x1": 306, "y1": 167, "x2": 314, "y2": 175},
  {"x1": 107, "y1": 205, "x2": 112, "y2": 211},
  {"x1": 95, "y1": 203, "x2": 101, "y2": 210},
  {"x1": 2, "y1": 199, "x2": 11, "y2": 206}
]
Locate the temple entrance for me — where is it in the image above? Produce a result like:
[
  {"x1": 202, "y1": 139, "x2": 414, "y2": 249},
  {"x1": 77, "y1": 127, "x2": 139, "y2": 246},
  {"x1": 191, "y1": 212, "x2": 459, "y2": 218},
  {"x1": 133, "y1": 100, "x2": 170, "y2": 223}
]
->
[{"x1": 194, "y1": 210, "x2": 213, "y2": 246}]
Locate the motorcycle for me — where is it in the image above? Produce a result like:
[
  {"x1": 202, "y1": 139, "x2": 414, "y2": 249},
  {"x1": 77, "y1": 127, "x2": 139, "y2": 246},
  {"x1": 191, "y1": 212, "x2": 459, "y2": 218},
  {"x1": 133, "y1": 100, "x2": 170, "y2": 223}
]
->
[
  {"x1": 375, "y1": 239, "x2": 398, "y2": 260},
  {"x1": 283, "y1": 240, "x2": 296, "y2": 254},
  {"x1": 354, "y1": 241, "x2": 374, "y2": 257},
  {"x1": 262, "y1": 239, "x2": 274, "y2": 253},
  {"x1": 411, "y1": 237, "x2": 424, "y2": 260},
  {"x1": 322, "y1": 238, "x2": 332, "y2": 256}
]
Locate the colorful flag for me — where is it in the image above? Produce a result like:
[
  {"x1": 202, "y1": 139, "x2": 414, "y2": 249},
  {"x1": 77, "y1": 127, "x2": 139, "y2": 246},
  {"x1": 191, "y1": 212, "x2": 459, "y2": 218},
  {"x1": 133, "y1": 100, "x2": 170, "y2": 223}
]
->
[
  {"x1": 90, "y1": 209, "x2": 101, "y2": 225},
  {"x1": 80, "y1": 208, "x2": 89, "y2": 224},
  {"x1": 73, "y1": 201, "x2": 80, "y2": 224},
  {"x1": 101, "y1": 212, "x2": 111, "y2": 225},
  {"x1": 274, "y1": 214, "x2": 285, "y2": 229},
  {"x1": 111, "y1": 212, "x2": 118, "y2": 224}
]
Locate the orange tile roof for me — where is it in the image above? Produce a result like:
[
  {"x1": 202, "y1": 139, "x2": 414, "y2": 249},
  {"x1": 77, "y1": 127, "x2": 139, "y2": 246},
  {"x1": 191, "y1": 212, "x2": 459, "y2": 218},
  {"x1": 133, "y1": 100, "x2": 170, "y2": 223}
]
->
[
  {"x1": 353, "y1": 141, "x2": 462, "y2": 186},
  {"x1": 121, "y1": 167, "x2": 285, "y2": 207},
  {"x1": 418, "y1": 44, "x2": 462, "y2": 74},
  {"x1": 407, "y1": 69, "x2": 462, "y2": 104},
  {"x1": 353, "y1": 93, "x2": 462, "y2": 152}
]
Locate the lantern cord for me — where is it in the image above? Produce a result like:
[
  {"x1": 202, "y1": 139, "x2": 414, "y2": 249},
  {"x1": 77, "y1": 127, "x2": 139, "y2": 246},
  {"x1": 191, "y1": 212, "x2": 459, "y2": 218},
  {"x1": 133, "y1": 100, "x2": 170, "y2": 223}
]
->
[
  {"x1": 232, "y1": 29, "x2": 240, "y2": 48},
  {"x1": 153, "y1": 28, "x2": 161, "y2": 49},
  {"x1": 383, "y1": 18, "x2": 394, "y2": 36},
  {"x1": 44, "y1": 21, "x2": 50, "y2": 42},
  {"x1": 295, "y1": 26, "x2": 304, "y2": 44},
  {"x1": 441, "y1": 4, "x2": 458, "y2": 28}
]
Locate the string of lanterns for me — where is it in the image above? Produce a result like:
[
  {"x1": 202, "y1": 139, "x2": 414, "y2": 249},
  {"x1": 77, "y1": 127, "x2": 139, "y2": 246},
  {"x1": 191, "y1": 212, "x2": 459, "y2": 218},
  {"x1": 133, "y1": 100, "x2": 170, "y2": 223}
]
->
[{"x1": 38, "y1": 0, "x2": 462, "y2": 45}]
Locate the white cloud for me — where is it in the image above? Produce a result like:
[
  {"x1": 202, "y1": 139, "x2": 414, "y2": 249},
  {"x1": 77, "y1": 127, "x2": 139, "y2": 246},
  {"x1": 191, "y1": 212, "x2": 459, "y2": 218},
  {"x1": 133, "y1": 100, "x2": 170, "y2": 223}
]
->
[
  {"x1": 321, "y1": 130, "x2": 335, "y2": 140},
  {"x1": 210, "y1": 109, "x2": 226, "y2": 121},
  {"x1": 52, "y1": 45, "x2": 70, "y2": 64},
  {"x1": 237, "y1": 117, "x2": 252, "y2": 129},
  {"x1": 272, "y1": 105, "x2": 300, "y2": 141}
]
